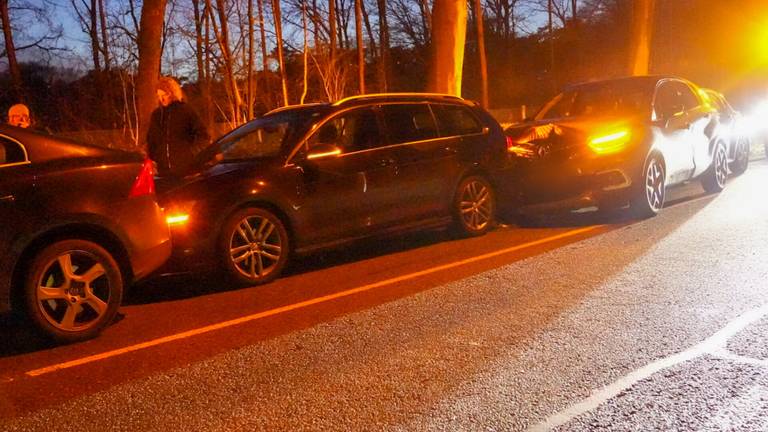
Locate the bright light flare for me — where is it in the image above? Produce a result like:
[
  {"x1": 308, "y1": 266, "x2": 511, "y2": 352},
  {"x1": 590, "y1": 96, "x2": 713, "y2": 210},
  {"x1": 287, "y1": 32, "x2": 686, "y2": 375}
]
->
[
  {"x1": 742, "y1": 99, "x2": 768, "y2": 136},
  {"x1": 588, "y1": 129, "x2": 631, "y2": 154},
  {"x1": 166, "y1": 214, "x2": 190, "y2": 226}
]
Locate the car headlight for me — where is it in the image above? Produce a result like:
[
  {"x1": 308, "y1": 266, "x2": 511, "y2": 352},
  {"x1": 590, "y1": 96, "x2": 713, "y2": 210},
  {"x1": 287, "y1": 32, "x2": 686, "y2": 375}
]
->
[{"x1": 588, "y1": 129, "x2": 631, "y2": 155}]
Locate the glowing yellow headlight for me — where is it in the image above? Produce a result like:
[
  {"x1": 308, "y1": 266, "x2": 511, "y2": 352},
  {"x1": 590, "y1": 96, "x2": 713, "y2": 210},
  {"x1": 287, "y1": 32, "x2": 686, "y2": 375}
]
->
[
  {"x1": 166, "y1": 214, "x2": 190, "y2": 226},
  {"x1": 588, "y1": 129, "x2": 631, "y2": 154}
]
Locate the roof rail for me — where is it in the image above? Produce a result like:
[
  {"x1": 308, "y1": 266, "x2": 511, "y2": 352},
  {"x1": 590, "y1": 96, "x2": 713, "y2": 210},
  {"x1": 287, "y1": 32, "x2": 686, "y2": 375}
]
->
[
  {"x1": 331, "y1": 92, "x2": 464, "y2": 106},
  {"x1": 265, "y1": 102, "x2": 327, "y2": 115}
]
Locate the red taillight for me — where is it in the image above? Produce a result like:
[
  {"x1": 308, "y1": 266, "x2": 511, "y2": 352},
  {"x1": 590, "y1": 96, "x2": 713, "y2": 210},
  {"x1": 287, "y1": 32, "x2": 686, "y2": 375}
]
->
[
  {"x1": 505, "y1": 135, "x2": 516, "y2": 152},
  {"x1": 129, "y1": 159, "x2": 156, "y2": 198}
]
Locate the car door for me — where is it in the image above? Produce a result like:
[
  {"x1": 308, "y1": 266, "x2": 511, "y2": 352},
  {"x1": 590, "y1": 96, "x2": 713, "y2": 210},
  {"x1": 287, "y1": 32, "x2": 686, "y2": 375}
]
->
[
  {"x1": 291, "y1": 106, "x2": 395, "y2": 244},
  {"x1": 0, "y1": 135, "x2": 35, "y2": 281},
  {"x1": 653, "y1": 80, "x2": 696, "y2": 184},
  {"x1": 378, "y1": 103, "x2": 453, "y2": 224},
  {"x1": 677, "y1": 83, "x2": 717, "y2": 178}
]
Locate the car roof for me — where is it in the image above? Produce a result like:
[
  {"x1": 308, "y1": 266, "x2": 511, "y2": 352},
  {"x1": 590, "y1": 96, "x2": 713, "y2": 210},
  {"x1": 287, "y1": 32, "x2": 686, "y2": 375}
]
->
[
  {"x1": 563, "y1": 75, "x2": 686, "y2": 93},
  {"x1": 265, "y1": 93, "x2": 476, "y2": 116}
]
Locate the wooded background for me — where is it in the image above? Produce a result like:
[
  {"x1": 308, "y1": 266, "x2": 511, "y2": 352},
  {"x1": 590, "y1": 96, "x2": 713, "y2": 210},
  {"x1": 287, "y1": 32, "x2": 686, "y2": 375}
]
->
[{"x1": 1, "y1": 0, "x2": 766, "y2": 148}]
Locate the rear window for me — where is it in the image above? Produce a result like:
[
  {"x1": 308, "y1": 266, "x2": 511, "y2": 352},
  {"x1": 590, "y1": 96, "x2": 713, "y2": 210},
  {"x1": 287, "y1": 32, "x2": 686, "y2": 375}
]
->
[
  {"x1": 432, "y1": 104, "x2": 482, "y2": 136},
  {"x1": 381, "y1": 104, "x2": 438, "y2": 144}
]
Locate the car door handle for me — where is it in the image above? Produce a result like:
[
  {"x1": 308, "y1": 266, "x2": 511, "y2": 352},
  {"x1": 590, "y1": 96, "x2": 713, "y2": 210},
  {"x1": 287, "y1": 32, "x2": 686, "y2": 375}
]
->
[{"x1": 0, "y1": 195, "x2": 14, "y2": 202}]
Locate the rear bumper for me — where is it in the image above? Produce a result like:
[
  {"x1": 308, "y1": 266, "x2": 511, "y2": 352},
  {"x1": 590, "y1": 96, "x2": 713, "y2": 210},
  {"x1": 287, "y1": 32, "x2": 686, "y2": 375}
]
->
[
  {"x1": 117, "y1": 196, "x2": 173, "y2": 282},
  {"x1": 514, "y1": 151, "x2": 640, "y2": 214}
]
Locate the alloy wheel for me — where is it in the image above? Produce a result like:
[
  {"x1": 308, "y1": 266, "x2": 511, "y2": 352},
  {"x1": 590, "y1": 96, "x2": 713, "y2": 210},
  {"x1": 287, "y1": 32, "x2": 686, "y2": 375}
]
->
[
  {"x1": 459, "y1": 179, "x2": 493, "y2": 232},
  {"x1": 715, "y1": 145, "x2": 728, "y2": 188},
  {"x1": 35, "y1": 251, "x2": 110, "y2": 332},
  {"x1": 645, "y1": 158, "x2": 665, "y2": 213},
  {"x1": 229, "y1": 214, "x2": 283, "y2": 280}
]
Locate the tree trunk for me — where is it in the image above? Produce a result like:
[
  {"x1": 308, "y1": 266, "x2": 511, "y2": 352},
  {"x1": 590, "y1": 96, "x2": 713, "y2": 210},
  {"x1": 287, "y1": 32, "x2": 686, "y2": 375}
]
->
[
  {"x1": 90, "y1": 0, "x2": 102, "y2": 71},
  {"x1": 257, "y1": 0, "x2": 271, "y2": 106},
  {"x1": 329, "y1": 0, "x2": 337, "y2": 61},
  {"x1": 472, "y1": 0, "x2": 488, "y2": 108},
  {"x1": 272, "y1": 0, "x2": 289, "y2": 106},
  {"x1": 360, "y1": 0, "x2": 377, "y2": 59},
  {"x1": 136, "y1": 0, "x2": 167, "y2": 150},
  {"x1": 98, "y1": 0, "x2": 110, "y2": 69},
  {"x1": 629, "y1": 0, "x2": 655, "y2": 75},
  {"x1": 247, "y1": 0, "x2": 255, "y2": 119},
  {"x1": 192, "y1": 0, "x2": 212, "y2": 129},
  {"x1": 0, "y1": 0, "x2": 22, "y2": 100},
  {"x1": 427, "y1": 0, "x2": 466, "y2": 96},
  {"x1": 355, "y1": 0, "x2": 365, "y2": 94},
  {"x1": 300, "y1": 0, "x2": 309, "y2": 104},
  {"x1": 213, "y1": 0, "x2": 244, "y2": 124},
  {"x1": 377, "y1": 0, "x2": 390, "y2": 92}
]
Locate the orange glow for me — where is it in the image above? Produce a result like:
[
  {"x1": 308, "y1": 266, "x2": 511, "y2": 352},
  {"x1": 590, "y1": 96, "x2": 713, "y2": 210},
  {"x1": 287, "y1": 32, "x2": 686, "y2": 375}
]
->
[
  {"x1": 307, "y1": 148, "x2": 341, "y2": 160},
  {"x1": 588, "y1": 129, "x2": 631, "y2": 154},
  {"x1": 166, "y1": 214, "x2": 190, "y2": 226}
]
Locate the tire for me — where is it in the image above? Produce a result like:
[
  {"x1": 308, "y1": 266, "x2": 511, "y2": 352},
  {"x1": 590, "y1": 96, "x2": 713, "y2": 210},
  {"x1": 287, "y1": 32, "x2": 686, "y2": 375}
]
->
[
  {"x1": 24, "y1": 240, "x2": 123, "y2": 343},
  {"x1": 453, "y1": 175, "x2": 495, "y2": 237},
  {"x1": 630, "y1": 155, "x2": 665, "y2": 219},
  {"x1": 702, "y1": 143, "x2": 728, "y2": 193},
  {"x1": 219, "y1": 207, "x2": 290, "y2": 286},
  {"x1": 729, "y1": 137, "x2": 749, "y2": 176}
]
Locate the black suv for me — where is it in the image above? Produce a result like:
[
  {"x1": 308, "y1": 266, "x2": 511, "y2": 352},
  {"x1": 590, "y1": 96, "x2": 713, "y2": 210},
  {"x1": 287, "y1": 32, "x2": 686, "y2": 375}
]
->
[{"x1": 158, "y1": 93, "x2": 511, "y2": 285}]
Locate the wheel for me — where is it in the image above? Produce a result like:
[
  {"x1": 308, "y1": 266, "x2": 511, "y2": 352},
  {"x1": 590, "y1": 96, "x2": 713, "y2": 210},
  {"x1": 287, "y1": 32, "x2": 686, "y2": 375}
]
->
[
  {"x1": 702, "y1": 143, "x2": 728, "y2": 193},
  {"x1": 729, "y1": 137, "x2": 749, "y2": 176},
  {"x1": 219, "y1": 207, "x2": 289, "y2": 285},
  {"x1": 24, "y1": 240, "x2": 123, "y2": 343},
  {"x1": 453, "y1": 175, "x2": 495, "y2": 237},
  {"x1": 631, "y1": 155, "x2": 665, "y2": 218}
]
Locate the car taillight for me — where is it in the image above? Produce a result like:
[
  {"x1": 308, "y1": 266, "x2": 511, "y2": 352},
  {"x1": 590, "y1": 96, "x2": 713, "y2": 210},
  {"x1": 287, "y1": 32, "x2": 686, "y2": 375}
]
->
[{"x1": 129, "y1": 159, "x2": 156, "y2": 197}]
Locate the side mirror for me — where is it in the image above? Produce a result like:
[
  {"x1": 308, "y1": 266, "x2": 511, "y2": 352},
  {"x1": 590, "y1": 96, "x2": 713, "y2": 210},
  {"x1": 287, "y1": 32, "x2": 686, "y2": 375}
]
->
[{"x1": 307, "y1": 144, "x2": 342, "y2": 160}]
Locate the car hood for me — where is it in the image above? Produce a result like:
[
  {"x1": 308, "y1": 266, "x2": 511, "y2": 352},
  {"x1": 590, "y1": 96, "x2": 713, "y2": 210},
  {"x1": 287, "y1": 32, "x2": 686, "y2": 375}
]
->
[
  {"x1": 156, "y1": 159, "x2": 275, "y2": 197},
  {"x1": 505, "y1": 115, "x2": 645, "y2": 157}
]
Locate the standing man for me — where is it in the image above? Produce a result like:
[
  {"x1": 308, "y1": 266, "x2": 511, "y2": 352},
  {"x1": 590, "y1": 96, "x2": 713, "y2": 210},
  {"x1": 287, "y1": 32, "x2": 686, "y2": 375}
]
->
[{"x1": 147, "y1": 77, "x2": 210, "y2": 177}]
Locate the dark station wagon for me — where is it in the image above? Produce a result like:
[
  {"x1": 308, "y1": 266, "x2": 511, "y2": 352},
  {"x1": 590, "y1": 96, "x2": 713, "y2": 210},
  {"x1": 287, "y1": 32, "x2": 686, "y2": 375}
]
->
[{"x1": 159, "y1": 93, "x2": 515, "y2": 285}]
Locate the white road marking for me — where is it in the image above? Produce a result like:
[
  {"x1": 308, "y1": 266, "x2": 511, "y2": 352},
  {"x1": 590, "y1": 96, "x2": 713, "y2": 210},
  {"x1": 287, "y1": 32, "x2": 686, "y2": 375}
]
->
[{"x1": 529, "y1": 303, "x2": 768, "y2": 431}]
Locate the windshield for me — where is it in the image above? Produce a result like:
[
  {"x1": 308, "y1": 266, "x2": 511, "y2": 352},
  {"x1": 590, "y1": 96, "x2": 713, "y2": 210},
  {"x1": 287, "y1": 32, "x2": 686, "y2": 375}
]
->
[
  {"x1": 208, "y1": 107, "x2": 327, "y2": 162},
  {"x1": 535, "y1": 81, "x2": 654, "y2": 121}
]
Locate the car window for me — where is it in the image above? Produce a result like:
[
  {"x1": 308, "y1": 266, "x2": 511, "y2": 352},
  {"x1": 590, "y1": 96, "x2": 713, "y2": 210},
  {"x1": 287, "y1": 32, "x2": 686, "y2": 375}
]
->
[
  {"x1": 675, "y1": 82, "x2": 701, "y2": 110},
  {"x1": 536, "y1": 85, "x2": 651, "y2": 120},
  {"x1": 381, "y1": 104, "x2": 438, "y2": 144},
  {"x1": 307, "y1": 107, "x2": 381, "y2": 153},
  {"x1": 654, "y1": 82, "x2": 685, "y2": 120},
  {"x1": 220, "y1": 121, "x2": 291, "y2": 161},
  {"x1": 432, "y1": 104, "x2": 482, "y2": 136},
  {"x1": 0, "y1": 136, "x2": 27, "y2": 166}
]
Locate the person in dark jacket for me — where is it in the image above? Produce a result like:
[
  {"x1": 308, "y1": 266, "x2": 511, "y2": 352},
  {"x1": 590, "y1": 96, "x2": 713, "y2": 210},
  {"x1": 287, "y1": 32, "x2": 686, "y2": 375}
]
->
[{"x1": 147, "y1": 76, "x2": 210, "y2": 177}]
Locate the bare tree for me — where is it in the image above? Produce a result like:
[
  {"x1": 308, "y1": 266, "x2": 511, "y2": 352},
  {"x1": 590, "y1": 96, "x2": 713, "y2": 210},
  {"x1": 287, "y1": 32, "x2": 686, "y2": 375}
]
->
[
  {"x1": 136, "y1": 0, "x2": 168, "y2": 149},
  {"x1": 0, "y1": 0, "x2": 22, "y2": 98}
]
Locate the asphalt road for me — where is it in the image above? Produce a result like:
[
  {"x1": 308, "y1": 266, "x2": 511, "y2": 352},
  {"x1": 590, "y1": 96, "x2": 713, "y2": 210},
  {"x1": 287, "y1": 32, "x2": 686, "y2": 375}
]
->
[{"x1": 1, "y1": 159, "x2": 767, "y2": 431}]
